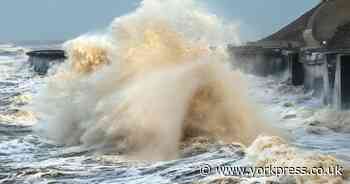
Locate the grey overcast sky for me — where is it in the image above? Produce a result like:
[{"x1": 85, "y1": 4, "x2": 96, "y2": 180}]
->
[{"x1": 0, "y1": 0, "x2": 319, "y2": 42}]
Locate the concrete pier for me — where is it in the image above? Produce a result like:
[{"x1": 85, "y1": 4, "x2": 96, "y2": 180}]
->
[
  {"x1": 26, "y1": 50, "x2": 66, "y2": 75},
  {"x1": 229, "y1": 46, "x2": 287, "y2": 77},
  {"x1": 229, "y1": 0, "x2": 350, "y2": 109}
]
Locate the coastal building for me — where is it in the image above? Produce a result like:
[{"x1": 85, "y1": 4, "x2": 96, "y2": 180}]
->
[{"x1": 230, "y1": 0, "x2": 350, "y2": 109}]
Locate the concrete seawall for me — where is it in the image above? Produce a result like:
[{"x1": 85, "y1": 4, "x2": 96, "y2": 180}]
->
[
  {"x1": 26, "y1": 50, "x2": 66, "y2": 75},
  {"x1": 228, "y1": 0, "x2": 350, "y2": 110},
  {"x1": 228, "y1": 46, "x2": 350, "y2": 110}
]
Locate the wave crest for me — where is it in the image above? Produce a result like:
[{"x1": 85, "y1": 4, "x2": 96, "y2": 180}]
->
[{"x1": 31, "y1": 0, "x2": 271, "y2": 160}]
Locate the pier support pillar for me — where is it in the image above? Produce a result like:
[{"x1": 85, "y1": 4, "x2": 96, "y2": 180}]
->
[
  {"x1": 323, "y1": 54, "x2": 336, "y2": 105},
  {"x1": 336, "y1": 55, "x2": 350, "y2": 109},
  {"x1": 288, "y1": 53, "x2": 304, "y2": 85}
]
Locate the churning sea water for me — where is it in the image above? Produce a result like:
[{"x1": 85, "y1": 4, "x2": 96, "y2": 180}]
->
[
  {"x1": 0, "y1": 42, "x2": 348, "y2": 184},
  {"x1": 0, "y1": 1, "x2": 349, "y2": 183}
]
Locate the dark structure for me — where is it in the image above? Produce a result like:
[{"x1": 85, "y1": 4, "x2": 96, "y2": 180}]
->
[
  {"x1": 229, "y1": 0, "x2": 350, "y2": 109},
  {"x1": 26, "y1": 50, "x2": 66, "y2": 75},
  {"x1": 229, "y1": 46, "x2": 287, "y2": 76}
]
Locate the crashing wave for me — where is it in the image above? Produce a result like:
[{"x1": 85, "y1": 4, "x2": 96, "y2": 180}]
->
[{"x1": 30, "y1": 0, "x2": 273, "y2": 160}]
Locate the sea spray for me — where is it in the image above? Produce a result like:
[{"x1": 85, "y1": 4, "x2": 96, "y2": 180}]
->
[{"x1": 30, "y1": 0, "x2": 271, "y2": 160}]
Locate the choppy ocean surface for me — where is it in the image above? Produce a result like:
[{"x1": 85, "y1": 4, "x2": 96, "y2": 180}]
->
[{"x1": 0, "y1": 43, "x2": 349, "y2": 184}]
